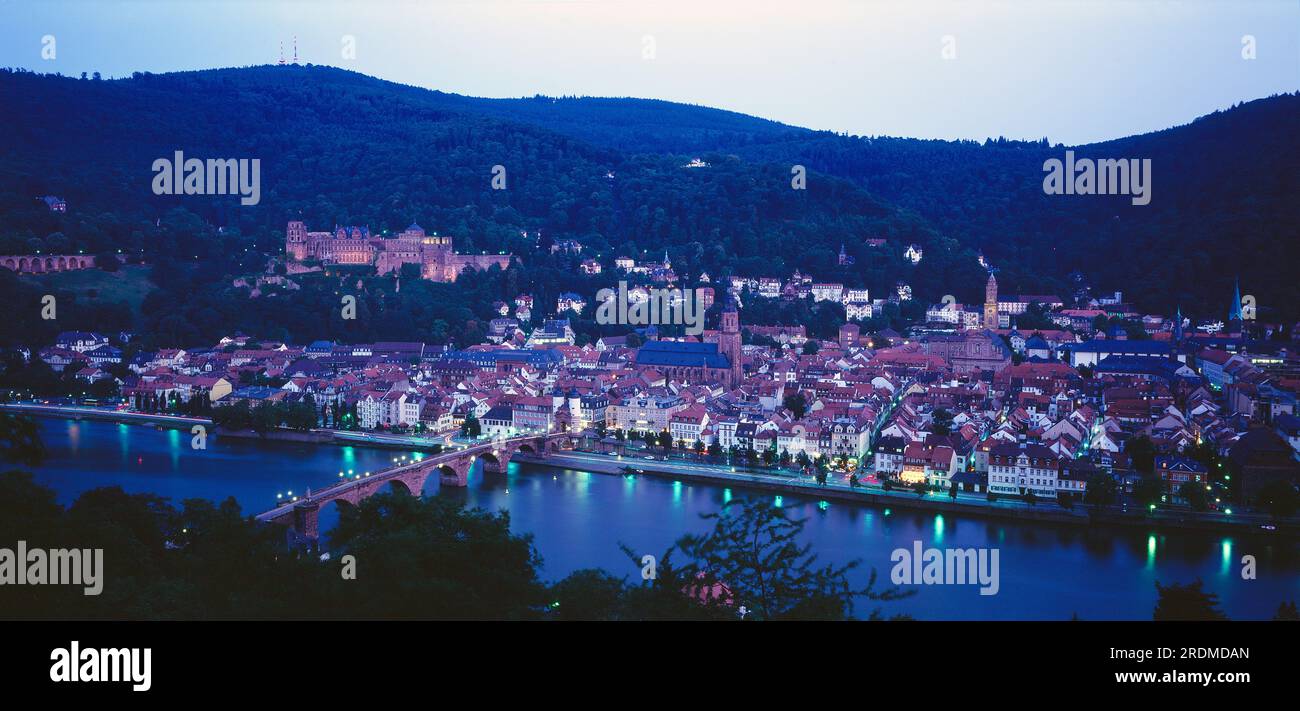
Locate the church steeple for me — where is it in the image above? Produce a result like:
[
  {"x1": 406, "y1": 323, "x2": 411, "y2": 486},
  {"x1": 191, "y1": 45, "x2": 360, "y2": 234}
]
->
[
  {"x1": 983, "y1": 271, "x2": 999, "y2": 330},
  {"x1": 718, "y1": 294, "x2": 742, "y2": 388},
  {"x1": 1228, "y1": 278, "x2": 1243, "y2": 323}
]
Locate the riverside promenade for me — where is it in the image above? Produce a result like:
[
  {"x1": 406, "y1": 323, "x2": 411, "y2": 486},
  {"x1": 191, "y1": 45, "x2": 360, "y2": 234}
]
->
[{"x1": 515, "y1": 449, "x2": 1298, "y2": 536}]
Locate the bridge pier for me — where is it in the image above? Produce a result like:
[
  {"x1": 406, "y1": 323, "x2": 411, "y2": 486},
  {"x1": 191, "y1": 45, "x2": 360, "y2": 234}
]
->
[{"x1": 292, "y1": 501, "x2": 321, "y2": 541}]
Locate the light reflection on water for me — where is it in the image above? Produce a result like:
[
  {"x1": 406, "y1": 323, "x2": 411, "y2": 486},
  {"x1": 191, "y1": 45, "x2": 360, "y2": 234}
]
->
[{"x1": 26, "y1": 419, "x2": 1300, "y2": 620}]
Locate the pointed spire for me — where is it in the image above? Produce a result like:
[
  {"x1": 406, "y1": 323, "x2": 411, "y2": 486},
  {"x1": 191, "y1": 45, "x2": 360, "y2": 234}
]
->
[{"x1": 1228, "y1": 278, "x2": 1243, "y2": 322}]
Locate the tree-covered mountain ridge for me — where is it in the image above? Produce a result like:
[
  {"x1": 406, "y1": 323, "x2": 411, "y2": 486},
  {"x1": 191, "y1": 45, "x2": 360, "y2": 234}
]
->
[{"x1": 2, "y1": 64, "x2": 1297, "y2": 332}]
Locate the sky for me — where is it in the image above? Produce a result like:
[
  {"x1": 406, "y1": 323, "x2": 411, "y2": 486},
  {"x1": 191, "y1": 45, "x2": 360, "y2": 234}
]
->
[{"x1": 2, "y1": 0, "x2": 1297, "y2": 145}]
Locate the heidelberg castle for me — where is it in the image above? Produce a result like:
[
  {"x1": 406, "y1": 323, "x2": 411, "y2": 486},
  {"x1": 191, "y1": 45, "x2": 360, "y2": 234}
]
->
[{"x1": 285, "y1": 220, "x2": 513, "y2": 282}]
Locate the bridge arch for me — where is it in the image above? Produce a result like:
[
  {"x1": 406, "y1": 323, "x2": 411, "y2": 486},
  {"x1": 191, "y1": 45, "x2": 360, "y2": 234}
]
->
[
  {"x1": 386, "y1": 479, "x2": 414, "y2": 497},
  {"x1": 478, "y1": 450, "x2": 510, "y2": 474},
  {"x1": 436, "y1": 462, "x2": 469, "y2": 488}
]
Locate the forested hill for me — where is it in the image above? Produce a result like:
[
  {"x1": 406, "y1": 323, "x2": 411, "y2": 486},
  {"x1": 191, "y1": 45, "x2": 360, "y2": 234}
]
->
[
  {"x1": 0, "y1": 64, "x2": 963, "y2": 348},
  {"x1": 1, "y1": 64, "x2": 1297, "y2": 340}
]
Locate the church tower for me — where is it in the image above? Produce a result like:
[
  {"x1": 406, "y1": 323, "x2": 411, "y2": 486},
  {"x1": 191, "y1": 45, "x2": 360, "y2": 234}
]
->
[
  {"x1": 983, "y1": 272, "x2": 999, "y2": 329},
  {"x1": 1228, "y1": 278, "x2": 1244, "y2": 333},
  {"x1": 718, "y1": 295, "x2": 743, "y2": 388}
]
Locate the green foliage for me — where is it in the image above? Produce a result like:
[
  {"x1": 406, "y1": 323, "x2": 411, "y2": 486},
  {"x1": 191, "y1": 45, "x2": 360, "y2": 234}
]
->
[
  {"x1": 1153, "y1": 579, "x2": 1227, "y2": 621},
  {"x1": 329, "y1": 493, "x2": 547, "y2": 619},
  {"x1": 1083, "y1": 473, "x2": 1118, "y2": 509},
  {"x1": 782, "y1": 391, "x2": 808, "y2": 419},
  {"x1": 1133, "y1": 475, "x2": 1165, "y2": 508},
  {"x1": 460, "y1": 414, "x2": 481, "y2": 438},
  {"x1": 1126, "y1": 435, "x2": 1156, "y2": 474},
  {"x1": 1178, "y1": 480, "x2": 1209, "y2": 512},
  {"x1": 658, "y1": 498, "x2": 910, "y2": 620}
]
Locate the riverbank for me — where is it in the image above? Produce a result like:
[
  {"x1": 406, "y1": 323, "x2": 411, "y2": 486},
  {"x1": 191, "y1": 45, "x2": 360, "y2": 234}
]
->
[
  {"x1": 0, "y1": 402, "x2": 211, "y2": 428},
  {"x1": 515, "y1": 452, "x2": 1299, "y2": 537},
  {"x1": 11, "y1": 402, "x2": 1294, "y2": 537}
]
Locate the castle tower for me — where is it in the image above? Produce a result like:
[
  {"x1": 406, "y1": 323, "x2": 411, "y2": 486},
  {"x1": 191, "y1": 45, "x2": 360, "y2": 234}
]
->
[
  {"x1": 718, "y1": 295, "x2": 743, "y2": 388},
  {"x1": 983, "y1": 272, "x2": 999, "y2": 329},
  {"x1": 286, "y1": 220, "x2": 308, "y2": 261}
]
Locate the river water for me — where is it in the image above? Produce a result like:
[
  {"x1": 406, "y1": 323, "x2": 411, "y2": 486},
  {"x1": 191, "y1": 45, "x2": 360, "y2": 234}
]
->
[{"x1": 25, "y1": 418, "x2": 1300, "y2": 620}]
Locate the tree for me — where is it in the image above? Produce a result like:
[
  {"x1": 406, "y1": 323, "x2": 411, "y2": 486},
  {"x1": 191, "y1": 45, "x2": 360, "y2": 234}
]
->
[
  {"x1": 782, "y1": 391, "x2": 808, "y2": 419},
  {"x1": 670, "y1": 499, "x2": 911, "y2": 620},
  {"x1": 948, "y1": 481, "x2": 958, "y2": 500},
  {"x1": 545, "y1": 569, "x2": 628, "y2": 621},
  {"x1": 1133, "y1": 475, "x2": 1164, "y2": 508},
  {"x1": 1022, "y1": 488, "x2": 1037, "y2": 506},
  {"x1": 1178, "y1": 480, "x2": 1209, "y2": 512},
  {"x1": 1153, "y1": 580, "x2": 1227, "y2": 621},
  {"x1": 1126, "y1": 436, "x2": 1156, "y2": 474},
  {"x1": 1274, "y1": 601, "x2": 1299, "y2": 620},
  {"x1": 330, "y1": 493, "x2": 547, "y2": 619},
  {"x1": 460, "y1": 414, "x2": 481, "y2": 438},
  {"x1": 1083, "y1": 473, "x2": 1118, "y2": 509},
  {"x1": 0, "y1": 413, "x2": 45, "y2": 466},
  {"x1": 911, "y1": 481, "x2": 927, "y2": 496},
  {"x1": 932, "y1": 408, "x2": 954, "y2": 436}
]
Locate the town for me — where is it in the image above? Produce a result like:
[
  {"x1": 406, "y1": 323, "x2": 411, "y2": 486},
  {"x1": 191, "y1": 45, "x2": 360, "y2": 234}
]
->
[{"x1": 7, "y1": 223, "x2": 1298, "y2": 527}]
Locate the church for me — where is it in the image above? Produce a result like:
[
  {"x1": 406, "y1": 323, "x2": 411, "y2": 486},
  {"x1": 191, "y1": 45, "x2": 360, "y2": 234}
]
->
[
  {"x1": 920, "y1": 271, "x2": 1012, "y2": 375},
  {"x1": 633, "y1": 297, "x2": 744, "y2": 388},
  {"x1": 285, "y1": 221, "x2": 513, "y2": 282}
]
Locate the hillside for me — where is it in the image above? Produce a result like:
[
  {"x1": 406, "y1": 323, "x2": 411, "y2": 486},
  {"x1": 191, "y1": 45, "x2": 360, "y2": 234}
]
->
[{"x1": 0, "y1": 64, "x2": 1296, "y2": 350}]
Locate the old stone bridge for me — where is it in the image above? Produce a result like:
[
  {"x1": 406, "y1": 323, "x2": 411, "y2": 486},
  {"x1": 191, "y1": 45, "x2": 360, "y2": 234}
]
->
[{"x1": 256, "y1": 432, "x2": 570, "y2": 541}]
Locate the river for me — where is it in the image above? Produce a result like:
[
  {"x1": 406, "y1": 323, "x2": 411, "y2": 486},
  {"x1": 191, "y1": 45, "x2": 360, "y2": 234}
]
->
[{"x1": 25, "y1": 418, "x2": 1300, "y2": 620}]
